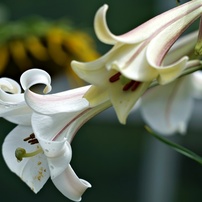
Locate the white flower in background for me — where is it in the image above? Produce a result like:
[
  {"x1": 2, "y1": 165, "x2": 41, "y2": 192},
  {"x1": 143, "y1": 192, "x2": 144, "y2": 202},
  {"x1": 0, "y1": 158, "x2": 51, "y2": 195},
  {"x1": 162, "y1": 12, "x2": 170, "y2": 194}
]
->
[
  {"x1": 72, "y1": 1, "x2": 202, "y2": 124},
  {"x1": 140, "y1": 31, "x2": 202, "y2": 135},
  {"x1": 2, "y1": 69, "x2": 110, "y2": 201}
]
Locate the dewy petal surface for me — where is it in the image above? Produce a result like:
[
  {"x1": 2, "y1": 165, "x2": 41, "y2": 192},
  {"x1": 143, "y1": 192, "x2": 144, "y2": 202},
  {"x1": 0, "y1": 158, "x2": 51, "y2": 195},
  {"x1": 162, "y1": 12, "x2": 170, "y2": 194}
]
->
[{"x1": 2, "y1": 125, "x2": 50, "y2": 192}]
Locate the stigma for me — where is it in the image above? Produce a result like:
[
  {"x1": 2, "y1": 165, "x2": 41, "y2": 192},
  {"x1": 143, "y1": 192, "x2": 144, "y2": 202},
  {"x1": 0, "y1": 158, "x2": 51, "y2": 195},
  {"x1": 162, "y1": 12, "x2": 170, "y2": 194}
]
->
[
  {"x1": 109, "y1": 72, "x2": 141, "y2": 91},
  {"x1": 15, "y1": 133, "x2": 42, "y2": 162},
  {"x1": 15, "y1": 147, "x2": 43, "y2": 162}
]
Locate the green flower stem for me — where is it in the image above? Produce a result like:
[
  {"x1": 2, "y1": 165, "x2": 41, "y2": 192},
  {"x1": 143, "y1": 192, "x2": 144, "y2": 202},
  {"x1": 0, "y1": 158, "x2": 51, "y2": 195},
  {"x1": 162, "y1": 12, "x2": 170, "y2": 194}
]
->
[{"x1": 145, "y1": 126, "x2": 202, "y2": 165}]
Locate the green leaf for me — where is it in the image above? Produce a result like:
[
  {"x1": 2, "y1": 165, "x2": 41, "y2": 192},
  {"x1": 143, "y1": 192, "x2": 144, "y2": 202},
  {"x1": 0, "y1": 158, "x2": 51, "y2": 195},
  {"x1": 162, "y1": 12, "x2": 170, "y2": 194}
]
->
[{"x1": 145, "y1": 126, "x2": 202, "y2": 165}]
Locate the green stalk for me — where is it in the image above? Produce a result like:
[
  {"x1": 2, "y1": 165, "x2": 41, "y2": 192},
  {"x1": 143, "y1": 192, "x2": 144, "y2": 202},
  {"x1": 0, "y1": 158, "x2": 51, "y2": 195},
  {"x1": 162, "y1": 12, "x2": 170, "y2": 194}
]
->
[{"x1": 145, "y1": 126, "x2": 202, "y2": 165}]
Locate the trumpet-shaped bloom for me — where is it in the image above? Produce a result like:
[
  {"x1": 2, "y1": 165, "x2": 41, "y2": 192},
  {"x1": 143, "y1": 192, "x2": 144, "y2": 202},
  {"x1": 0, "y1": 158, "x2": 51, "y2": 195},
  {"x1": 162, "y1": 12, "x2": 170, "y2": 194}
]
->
[
  {"x1": 2, "y1": 69, "x2": 110, "y2": 201},
  {"x1": 72, "y1": 1, "x2": 202, "y2": 124}
]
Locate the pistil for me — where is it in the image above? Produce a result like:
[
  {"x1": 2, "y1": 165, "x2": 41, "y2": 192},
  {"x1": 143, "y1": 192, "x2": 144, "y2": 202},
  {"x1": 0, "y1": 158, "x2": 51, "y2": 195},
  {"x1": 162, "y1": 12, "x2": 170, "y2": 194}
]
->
[
  {"x1": 15, "y1": 133, "x2": 42, "y2": 162},
  {"x1": 15, "y1": 147, "x2": 43, "y2": 162}
]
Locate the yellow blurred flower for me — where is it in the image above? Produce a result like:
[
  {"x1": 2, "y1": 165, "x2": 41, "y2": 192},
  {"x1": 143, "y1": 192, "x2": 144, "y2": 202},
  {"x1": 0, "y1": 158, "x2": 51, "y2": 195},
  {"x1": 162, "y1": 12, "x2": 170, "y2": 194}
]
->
[{"x1": 0, "y1": 17, "x2": 100, "y2": 86}]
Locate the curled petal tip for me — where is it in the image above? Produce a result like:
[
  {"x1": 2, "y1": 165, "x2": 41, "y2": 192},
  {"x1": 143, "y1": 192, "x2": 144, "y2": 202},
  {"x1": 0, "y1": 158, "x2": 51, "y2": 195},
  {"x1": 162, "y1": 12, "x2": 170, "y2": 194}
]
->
[
  {"x1": 20, "y1": 68, "x2": 52, "y2": 92},
  {"x1": 43, "y1": 85, "x2": 52, "y2": 94},
  {"x1": 94, "y1": 4, "x2": 118, "y2": 45},
  {"x1": 52, "y1": 165, "x2": 92, "y2": 201},
  {"x1": 101, "y1": 4, "x2": 108, "y2": 10}
]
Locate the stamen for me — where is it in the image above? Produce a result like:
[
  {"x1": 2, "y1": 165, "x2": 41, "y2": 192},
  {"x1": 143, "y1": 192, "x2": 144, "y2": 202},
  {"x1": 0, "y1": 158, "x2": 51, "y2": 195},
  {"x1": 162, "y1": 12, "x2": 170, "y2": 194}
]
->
[
  {"x1": 28, "y1": 139, "x2": 39, "y2": 145},
  {"x1": 24, "y1": 133, "x2": 39, "y2": 145},
  {"x1": 123, "y1": 80, "x2": 136, "y2": 91},
  {"x1": 15, "y1": 147, "x2": 43, "y2": 162},
  {"x1": 109, "y1": 72, "x2": 141, "y2": 92},
  {"x1": 23, "y1": 133, "x2": 35, "y2": 141},
  {"x1": 109, "y1": 72, "x2": 121, "y2": 82},
  {"x1": 131, "y1": 81, "x2": 141, "y2": 91}
]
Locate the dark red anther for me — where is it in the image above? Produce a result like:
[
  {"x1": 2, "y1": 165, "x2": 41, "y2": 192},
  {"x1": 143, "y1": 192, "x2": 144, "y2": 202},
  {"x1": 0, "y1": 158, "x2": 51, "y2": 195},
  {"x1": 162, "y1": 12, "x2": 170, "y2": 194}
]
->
[
  {"x1": 109, "y1": 72, "x2": 121, "y2": 82},
  {"x1": 131, "y1": 81, "x2": 141, "y2": 91},
  {"x1": 24, "y1": 133, "x2": 39, "y2": 145},
  {"x1": 28, "y1": 139, "x2": 39, "y2": 145},
  {"x1": 122, "y1": 80, "x2": 136, "y2": 91},
  {"x1": 23, "y1": 133, "x2": 35, "y2": 141}
]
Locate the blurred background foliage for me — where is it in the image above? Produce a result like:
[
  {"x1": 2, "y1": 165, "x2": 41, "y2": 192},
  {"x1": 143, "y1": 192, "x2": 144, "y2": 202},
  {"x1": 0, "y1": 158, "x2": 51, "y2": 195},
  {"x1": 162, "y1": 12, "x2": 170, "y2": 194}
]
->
[{"x1": 0, "y1": 0, "x2": 202, "y2": 202}]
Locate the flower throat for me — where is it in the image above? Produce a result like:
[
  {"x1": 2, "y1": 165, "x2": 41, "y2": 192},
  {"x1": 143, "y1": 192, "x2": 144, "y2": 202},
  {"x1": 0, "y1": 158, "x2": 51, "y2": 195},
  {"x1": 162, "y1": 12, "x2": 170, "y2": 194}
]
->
[{"x1": 109, "y1": 72, "x2": 141, "y2": 91}]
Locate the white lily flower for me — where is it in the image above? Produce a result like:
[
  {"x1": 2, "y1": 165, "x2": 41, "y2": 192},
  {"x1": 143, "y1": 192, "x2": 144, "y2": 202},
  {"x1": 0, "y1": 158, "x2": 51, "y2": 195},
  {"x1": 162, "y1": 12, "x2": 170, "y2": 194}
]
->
[
  {"x1": 2, "y1": 69, "x2": 110, "y2": 201},
  {"x1": 140, "y1": 31, "x2": 202, "y2": 135},
  {"x1": 3, "y1": 125, "x2": 50, "y2": 192},
  {"x1": 22, "y1": 69, "x2": 111, "y2": 200},
  {"x1": 71, "y1": 1, "x2": 202, "y2": 124}
]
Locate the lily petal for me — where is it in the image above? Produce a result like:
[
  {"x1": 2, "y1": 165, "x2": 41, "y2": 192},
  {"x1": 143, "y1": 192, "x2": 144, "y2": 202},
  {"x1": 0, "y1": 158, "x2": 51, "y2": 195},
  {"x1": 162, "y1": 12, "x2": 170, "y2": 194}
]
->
[
  {"x1": 25, "y1": 85, "x2": 90, "y2": 114},
  {"x1": 141, "y1": 76, "x2": 193, "y2": 135},
  {"x1": 71, "y1": 48, "x2": 115, "y2": 86},
  {"x1": 83, "y1": 85, "x2": 110, "y2": 106},
  {"x1": 31, "y1": 100, "x2": 111, "y2": 143},
  {"x1": 146, "y1": 9, "x2": 201, "y2": 84},
  {"x1": 163, "y1": 31, "x2": 198, "y2": 64},
  {"x1": 0, "y1": 77, "x2": 32, "y2": 125},
  {"x1": 0, "y1": 77, "x2": 21, "y2": 94},
  {"x1": 20, "y1": 68, "x2": 52, "y2": 93},
  {"x1": 94, "y1": 1, "x2": 202, "y2": 44},
  {"x1": 2, "y1": 125, "x2": 50, "y2": 193},
  {"x1": 3, "y1": 104, "x2": 32, "y2": 125},
  {"x1": 120, "y1": 3, "x2": 201, "y2": 82},
  {"x1": 36, "y1": 134, "x2": 72, "y2": 179},
  {"x1": 190, "y1": 71, "x2": 202, "y2": 98},
  {"x1": 109, "y1": 81, "x2": 150, "y2": 124},
  {"x1": 52, "y1": 165, "x2": 91, "y2": 202}
]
